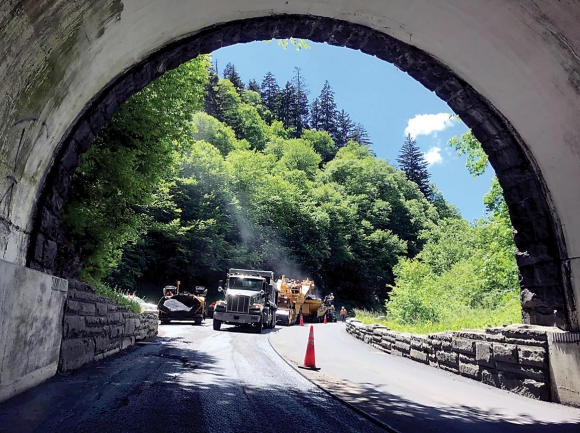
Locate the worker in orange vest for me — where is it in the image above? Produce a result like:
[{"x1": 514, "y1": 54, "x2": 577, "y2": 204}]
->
[{"x1": 340, "y1": 306, "x2": 347, "y2": 322}]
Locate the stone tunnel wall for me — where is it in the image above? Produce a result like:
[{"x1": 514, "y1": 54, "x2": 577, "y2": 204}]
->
[
  {"x1": 347, "y1": 319, "x2": 551, "y2": 401},
  {"x1": 59, "y1": 279, "x2": 158, "y2": 372}
]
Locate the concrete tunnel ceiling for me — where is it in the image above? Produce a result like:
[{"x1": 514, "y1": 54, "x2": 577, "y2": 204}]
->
[{"x1": 1, "y1": 1, "x2": 580, "y2": 331}]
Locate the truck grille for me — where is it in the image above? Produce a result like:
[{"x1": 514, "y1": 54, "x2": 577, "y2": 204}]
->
[{"x1": 227, "y1": 295, "x2": 250, "y2": 313}]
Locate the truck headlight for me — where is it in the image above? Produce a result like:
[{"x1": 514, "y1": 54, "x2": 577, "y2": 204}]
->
[{"x1": 249, "y1": 304, "x2": 262, "y2": 314}]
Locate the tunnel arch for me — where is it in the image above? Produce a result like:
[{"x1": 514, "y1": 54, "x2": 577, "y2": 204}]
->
[
  {"x1": 25, "y1": 15, "x2": 574, "y2": 330},
  {"x1": 1, "y1": 3, "x2": 579, "y2": 331}
]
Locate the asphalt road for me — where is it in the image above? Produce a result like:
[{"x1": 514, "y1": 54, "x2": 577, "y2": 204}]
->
[
  {"x1": 270, "y1": 322, "x2": 580, "y2": 432},
  {"x1": 0, "y1": 321, "x2": 386, "y2": 433}
]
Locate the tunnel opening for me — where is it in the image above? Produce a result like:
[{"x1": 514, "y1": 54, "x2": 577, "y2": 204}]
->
[{"x1": 25, "y1": 15, "x2": 574, "y2": 331}]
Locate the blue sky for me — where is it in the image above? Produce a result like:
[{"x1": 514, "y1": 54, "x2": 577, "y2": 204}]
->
[{"x1": 212, "y1": 41, "x2": 495, "y2": 222}]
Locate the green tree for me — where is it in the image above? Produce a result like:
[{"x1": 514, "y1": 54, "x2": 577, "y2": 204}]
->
[
  {"x1": 190, "y1": 112, "x2": 241, "y2": 156},
  {"x1": 247, "y1": 79, "x2": 260, "y2": 93},
  {"x1": 62, "y1": 56, "x2": 211, "y2": 281},
  {"x1": 290, "y1": 67, "x2": 310, "y2": 137},
  {"x1": 223, "y1": 62, "x2": 245, "y2": 93},
  {"x1": 335, "y1": 109, "x2": 354, "y2": 148},
  {"x1": 260, "y1": 72, "x2": 280, "y2": 121},
  {"x1": 317, "y1": 81, "x2": 338, "y2": 141},
  {"x1": 397, "y1": 133, "x2": 433, "y2": 199}
]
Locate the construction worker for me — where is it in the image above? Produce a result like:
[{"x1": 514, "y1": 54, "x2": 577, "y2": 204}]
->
[{"x1": 340, "y1": 306, "x2": 347, "y2": 322}]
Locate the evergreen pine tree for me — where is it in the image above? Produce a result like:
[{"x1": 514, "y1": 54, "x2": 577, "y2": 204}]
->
[
  {"x1": 260, "y1": 72, "x2": 280, "y2": 116},
  {"x1": 335, "y1": 109, "x2": 354, "y2": 148},
  {"x1": 310, "y1": 98, "x2": 321, "y2": 131},
  {"x1": 350, "y1": 123, "x2": 372, "y2": 146},
  {"x1": 318, "y1": 80, "x2": 338, "y2": 142},
  {"x1": 397, "y1": 134, "x2": 433, "y2": 199},
  {"x1": 278, "y1": 81, "x2": 294, "y2": 131},
  {"x1": 290, "y1": 67, "x2": 310, "y2": 137},
  {"x1": 223, "y1": 63, "x2": 245, "y2": 93},
  {"x1": 204, "y1": 68, "x2": 220, "y2": 118},
  {"x1": 247, "y1": 79, "x2": 260, "y2": 93}
]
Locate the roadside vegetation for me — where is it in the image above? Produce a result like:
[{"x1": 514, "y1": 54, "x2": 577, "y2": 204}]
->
[
  {"x1": 87, "y1": 278, "x2": 143, "y2": 314},
  {"x1": 60, "y1": 52, "x2": 521, "y2": 332}
]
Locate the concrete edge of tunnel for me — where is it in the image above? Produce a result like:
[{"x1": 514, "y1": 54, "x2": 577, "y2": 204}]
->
[{"x1": 267, "y1": 334, "x2": 401, "y2": 433}]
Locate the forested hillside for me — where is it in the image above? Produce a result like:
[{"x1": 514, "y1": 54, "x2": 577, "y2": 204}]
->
[{"x1": 61, "y1": 55, "x2": 520, "y2": 330}]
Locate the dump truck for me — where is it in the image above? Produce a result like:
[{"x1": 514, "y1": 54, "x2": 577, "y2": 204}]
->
[
  {"x1": 275, "y1": 276, "x2": 315, "y2": 325},
  {"x1": 212, "y1": 269, "x2": 278, "y2": 333},
  {"x1": 158, "y1": 283, "x2": 207, "y2": 325}
]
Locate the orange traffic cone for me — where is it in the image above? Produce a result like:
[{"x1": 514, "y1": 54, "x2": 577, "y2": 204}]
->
[
  {"x1": 298, "y1": 325, "x2": 320, "y2": 371},
  {"x1": 299, "y1": 314, "x2": 304, "y2": 326},
  {"x1": 323, "y1": 314, "x2": 327, "y2": 324}
]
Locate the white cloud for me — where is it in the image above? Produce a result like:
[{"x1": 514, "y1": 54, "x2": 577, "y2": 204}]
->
[
  {"x1": 424, "y1": 147, "x2": 443, "y2": 165},
  {"x1": 405, "y1": 113, "x2": 454, "y2": 139}
]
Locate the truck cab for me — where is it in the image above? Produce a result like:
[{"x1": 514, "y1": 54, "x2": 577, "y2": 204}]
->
[{"x1": 212, "y1": 269, "x2": 278, "y2": 333}]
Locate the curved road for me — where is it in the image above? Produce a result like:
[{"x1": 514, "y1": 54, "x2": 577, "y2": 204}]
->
[{"x1": 0, "y1": 322, "x2": 385, "y2": 433}]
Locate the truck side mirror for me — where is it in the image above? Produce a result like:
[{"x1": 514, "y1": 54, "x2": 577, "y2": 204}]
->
[
  {"x1": 260, "y1": 290, "x2": 265, "y2": 296},
  {"x1": 218, "y1": 286, "x2": 223, "y2": 292}
]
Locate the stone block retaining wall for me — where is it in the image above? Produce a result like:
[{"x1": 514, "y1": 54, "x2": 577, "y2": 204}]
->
[
  {"x1": 59, "y1": 279, "x2": 158, "y2": 372},
  {"x1": 347, "y1": 319, "x2": 551, "y2": 401}
]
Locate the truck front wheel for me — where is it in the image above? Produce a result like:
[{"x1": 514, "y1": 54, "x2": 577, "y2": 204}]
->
[
  {"x1": 213, "y1": 319, "x2": 222, "y2": 331},
  {"x1": 255, "y1": 319, "x2": 263, "y2": 334}
]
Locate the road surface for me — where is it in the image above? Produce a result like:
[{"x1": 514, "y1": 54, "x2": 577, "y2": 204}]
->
[
  {"x1": 270, "y1": 321, "x2": 580, "y2": 432},
  {"x1": 0, "y1": 321, "x2": 385, "y2": 433},
  {"x1": 2, "y1": 320, "x2": 580, "y2": 432}
]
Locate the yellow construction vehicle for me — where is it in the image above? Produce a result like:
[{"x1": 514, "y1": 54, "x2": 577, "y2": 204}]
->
[
  {"x1": 276, "y1": 276, "x2": 338, "y2": 324},
  {"x1": 158, "y1": 282, "x2": 207, "y2": 325},
  {"x1": 275, "y1": 276, "x2": 314, "y2": 325}
]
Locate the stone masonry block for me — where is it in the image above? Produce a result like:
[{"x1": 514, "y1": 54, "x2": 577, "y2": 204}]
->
[
  {"x1": 517, "y1": 346, "x2": 547, "y2": 369},
  {"x1": 59, "y1": 338, "x2": 95, "y2": 372},
  {"x1": 95, "y1": 302, "x2": 108, "y2": 316},
  {"x1": 459, "y1": 362, "x2": 481, "y2": 379},
  {"x1": 411, "y1": 335, "x2": 427, "y2": 350},
  {"x1": 71, "y1": 290, "x2": 99, "y2": 302},
  {"x1": 124, "y1": 319, "x2": 139, "y2": 335},
  {"x1": 459, "y1": 353, "x2": 477, "y2": 365},
  {"x1": 107, "y1": 312, "x2": 123, "y2": 324},
  {"x1": 495, "y1": 361, "x2": 546, "y2": 382},
  {"x1": 493, "y1": 343, "x2": 518, "y2": 364},
  {"x1": 95, "y1": 336, "x2": 109, "y2": 353},
  {"x1": 84, "y1": 316, "x2": 107, "y2": 327},
  {"x1": 456, "y1": 330, "x2": 486, "y2": 341},
  {"x1": 395, "y1": 341, "x2": 411, "y2": 353},
  {"x1": 66, "y1": 300, "x2": 96, "y2": 316},
  {"x1": 63, "y1": 316, "x2": 85, "y2": 338},
  {"x1": 452, "y1": 338, "x2": 476, "y2": 355},
  {"x1": 121, "y1": 336, "x2": 135, "y2": 350},
  {"x1": 410, "y1": 349, "x2": 428, "y2": 364},
  {"x1": 430, "y1": 339, "x2": 443, "y2": 350},
  {"x1": 476, "y1": 342, "x2": 494, "y2": 367},
  {"x1": 436, "y1": 351, "x2": 458, "y2": 366},
  {"x1": 109, "y1": 325, "x2": 125, "y2": 339},
  {"x1": 439, "y1": 364, "x2": 460, "y2": 375},
  {"x1": 482, "y1": 369, "x2": 548, "y2": 400}
]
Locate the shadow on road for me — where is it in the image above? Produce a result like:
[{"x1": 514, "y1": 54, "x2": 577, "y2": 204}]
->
[{"x1": 316, "y1": 376, "x2": 580, "y2": 432}]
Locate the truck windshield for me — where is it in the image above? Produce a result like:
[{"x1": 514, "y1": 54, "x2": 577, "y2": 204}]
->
[{"x1": 229, "y1": 277, "x2": 263, "y2": 291}]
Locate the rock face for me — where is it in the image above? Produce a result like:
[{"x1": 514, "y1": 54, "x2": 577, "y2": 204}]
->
[
  {"x1": 347, "y1": 320, "x2": 551, "y2": 401},
  {"x1": 59, "y1": 279, "x2": 158, "y2": 372}
]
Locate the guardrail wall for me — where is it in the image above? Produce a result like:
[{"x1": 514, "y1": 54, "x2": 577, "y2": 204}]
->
[
  {"x1": 59, "y1": 280, "x2": 158, "y2": 372},
  {"x1": 346, "y1": 319, "x2": 579, "y2": 404}
]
